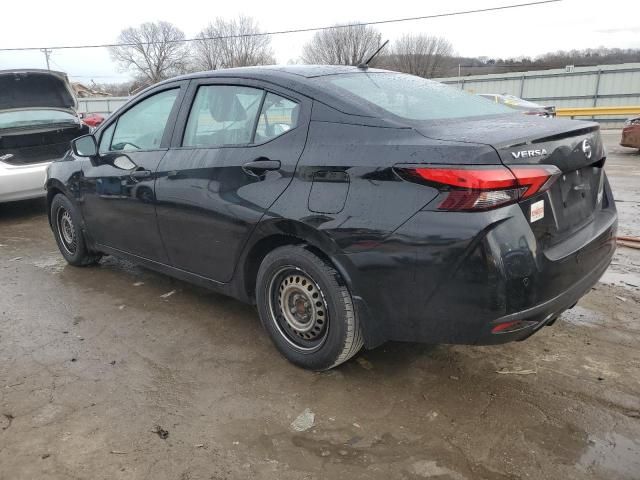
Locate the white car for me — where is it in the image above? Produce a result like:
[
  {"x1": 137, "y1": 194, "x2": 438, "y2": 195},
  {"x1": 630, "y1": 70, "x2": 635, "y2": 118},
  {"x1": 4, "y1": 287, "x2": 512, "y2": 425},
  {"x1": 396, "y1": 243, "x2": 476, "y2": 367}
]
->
[{"x1": 0, "y1": 69, "x2": 89, "y2": 203}]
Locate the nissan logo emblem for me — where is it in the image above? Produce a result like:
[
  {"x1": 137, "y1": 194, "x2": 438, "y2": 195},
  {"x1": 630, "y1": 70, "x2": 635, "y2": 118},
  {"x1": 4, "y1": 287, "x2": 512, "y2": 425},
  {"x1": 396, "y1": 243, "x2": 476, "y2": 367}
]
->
[{"x1": 582, "y1": 139, "x2": 593, "y2": 159}]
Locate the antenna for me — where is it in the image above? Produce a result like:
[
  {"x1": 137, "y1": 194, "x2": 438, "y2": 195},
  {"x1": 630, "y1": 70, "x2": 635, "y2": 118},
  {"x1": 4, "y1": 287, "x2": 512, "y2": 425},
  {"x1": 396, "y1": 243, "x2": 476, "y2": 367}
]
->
[{"x1": 358, "y1": 40, "x2": 389, "y2": 69}]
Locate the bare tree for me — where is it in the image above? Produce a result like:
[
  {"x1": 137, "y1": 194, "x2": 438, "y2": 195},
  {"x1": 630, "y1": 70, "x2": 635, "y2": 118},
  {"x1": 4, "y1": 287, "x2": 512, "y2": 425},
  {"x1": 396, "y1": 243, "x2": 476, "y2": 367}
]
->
[
  {"x1": 301, "y1": 23, "x2": 382, "y2": 65},
  {"x1": 109, "y1": 21, "x2": 190, "y2": 84},
  {"x1": 384, "y1": 34, "x2": 453, "y2": 78},
  {"x1": 192, "y1": 16, "x2": 275, "y2": 70}
]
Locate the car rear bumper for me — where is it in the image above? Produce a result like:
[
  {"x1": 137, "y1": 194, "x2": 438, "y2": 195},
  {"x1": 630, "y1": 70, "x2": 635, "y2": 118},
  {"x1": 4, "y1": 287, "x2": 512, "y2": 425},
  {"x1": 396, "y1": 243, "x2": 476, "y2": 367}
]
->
[
  {"x1": 475, "y1": 242, "x2": 612, "y2": 344},
  {"x1": 339, "y1": 186, "x2": 617, "y2": 349},
  {"x1": 0, "y1": 161, "x2": 49, "y2": 202}
]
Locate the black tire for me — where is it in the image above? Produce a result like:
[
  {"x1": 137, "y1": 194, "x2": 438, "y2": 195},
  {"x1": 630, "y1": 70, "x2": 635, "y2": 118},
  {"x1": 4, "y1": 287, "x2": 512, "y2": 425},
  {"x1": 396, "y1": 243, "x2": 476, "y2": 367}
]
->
[
  {"x1": 50, "y1": 194, "x2": 102, "y2": 266},
  {"x1": 256, "y1": 245, "x2": 363, "y2": 370}
]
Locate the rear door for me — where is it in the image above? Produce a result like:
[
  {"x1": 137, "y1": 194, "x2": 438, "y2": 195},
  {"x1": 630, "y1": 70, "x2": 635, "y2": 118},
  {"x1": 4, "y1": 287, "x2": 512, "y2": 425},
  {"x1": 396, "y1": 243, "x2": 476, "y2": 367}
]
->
[
  {"x1": 80, "y1": 83, "x2": 186, "y2": 261},
  {"x1": 155, "y1": 78, "x2": 310, "y2": 282}
]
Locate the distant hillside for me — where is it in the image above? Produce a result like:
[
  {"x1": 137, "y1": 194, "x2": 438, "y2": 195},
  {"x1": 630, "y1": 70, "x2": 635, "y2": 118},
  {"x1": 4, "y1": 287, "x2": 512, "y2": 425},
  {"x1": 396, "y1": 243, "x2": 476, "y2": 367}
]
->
[{"x1": 433, "y1": 47, "x2": 640, "y2": 77}]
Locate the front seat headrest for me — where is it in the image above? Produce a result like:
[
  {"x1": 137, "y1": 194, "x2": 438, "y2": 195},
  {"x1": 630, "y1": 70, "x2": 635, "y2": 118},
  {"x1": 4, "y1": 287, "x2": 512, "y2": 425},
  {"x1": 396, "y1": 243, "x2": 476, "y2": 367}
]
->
[{"x1": 209, "y1": 88, "x2": 247, "y2": 122}]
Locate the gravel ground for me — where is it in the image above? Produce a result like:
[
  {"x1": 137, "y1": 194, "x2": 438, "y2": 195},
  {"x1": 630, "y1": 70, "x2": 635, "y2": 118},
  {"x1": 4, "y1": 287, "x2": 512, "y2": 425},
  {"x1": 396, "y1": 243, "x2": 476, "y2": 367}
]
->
[{"x1": 1, "y1": 130, "x2": 639, "y2": 480}]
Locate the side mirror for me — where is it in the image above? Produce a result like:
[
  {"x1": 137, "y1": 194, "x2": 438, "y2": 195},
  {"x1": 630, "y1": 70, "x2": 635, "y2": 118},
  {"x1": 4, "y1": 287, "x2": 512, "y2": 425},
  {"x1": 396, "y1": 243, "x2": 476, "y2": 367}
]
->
[
  {"x1": 72, "y1": 134, "x2": 98, "y2": 157},
  {"x1": 112, "y1": 155, "x2": 137, "y2": 170}
]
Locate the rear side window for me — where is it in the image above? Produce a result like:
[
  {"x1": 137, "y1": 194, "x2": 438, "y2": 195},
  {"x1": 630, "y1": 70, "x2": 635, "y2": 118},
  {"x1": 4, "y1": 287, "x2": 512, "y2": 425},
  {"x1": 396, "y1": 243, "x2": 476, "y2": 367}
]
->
[
  {"x1": 314, "y1": 73, "x2": 514, "y2": 121},
  {"x1": 183, "y1": 85, "x2": 264, "y2": 147},
  {"x1": 255, "y1": 93, "x2": 299, "y2": 142},
  {"x1": 110, "y1": 88, "x2": 179, "y2": 152}
]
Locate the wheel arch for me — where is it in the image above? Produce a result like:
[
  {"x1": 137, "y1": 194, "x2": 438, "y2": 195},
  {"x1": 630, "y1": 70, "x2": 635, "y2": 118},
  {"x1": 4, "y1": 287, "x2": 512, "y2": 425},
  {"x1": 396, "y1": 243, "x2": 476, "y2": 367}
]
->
[
  {"x1": 240, "y1": 219, "x2": 352, "y2": 301},
  {"x1": 45, "y1": 179, "x2": 71, "y2": 227},
  {"x1": 46, "y1": 179, "x2": 98, "y2": 253},
  {"x1": 237, "y1": 218, "x2": 383, "y2": 348}
]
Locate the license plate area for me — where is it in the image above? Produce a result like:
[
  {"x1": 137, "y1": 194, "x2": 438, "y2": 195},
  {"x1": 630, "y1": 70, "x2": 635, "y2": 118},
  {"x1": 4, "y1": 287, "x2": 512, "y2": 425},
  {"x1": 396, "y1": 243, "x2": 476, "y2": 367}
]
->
[{"x1": 550, "y1": 166, "x2": 601, "y2": 232}]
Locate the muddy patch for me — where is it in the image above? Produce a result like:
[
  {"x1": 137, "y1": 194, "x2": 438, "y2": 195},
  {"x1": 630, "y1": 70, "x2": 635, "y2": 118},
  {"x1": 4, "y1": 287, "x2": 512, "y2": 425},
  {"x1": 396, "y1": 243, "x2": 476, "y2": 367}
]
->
[
  {"x1": 580, "y1": 433, "x2": 640, "y2": 479},
  {"x1": 523, "y1": 423, "x2": 589, "y2": 463}
]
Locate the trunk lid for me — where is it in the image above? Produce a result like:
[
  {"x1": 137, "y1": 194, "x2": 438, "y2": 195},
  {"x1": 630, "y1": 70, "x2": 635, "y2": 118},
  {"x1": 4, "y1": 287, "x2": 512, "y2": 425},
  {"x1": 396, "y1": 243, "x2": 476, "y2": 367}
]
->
[
  {"x1": 414, "y1": 115, "x2": 606, "y2": 249},
  {"x1": 0, "y1": 69, "x2": 77, "y2": 111}
]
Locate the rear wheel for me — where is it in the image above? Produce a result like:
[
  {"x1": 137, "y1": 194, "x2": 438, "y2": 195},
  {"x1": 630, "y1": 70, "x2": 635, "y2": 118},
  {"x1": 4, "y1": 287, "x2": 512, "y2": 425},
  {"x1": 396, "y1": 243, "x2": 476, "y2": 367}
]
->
[
  {"x1": 50, "y1": 194, "x2": 101, "y2": 266},
  {"x1": 256, "y1": 245, "x2": 363, "y2": 370}
]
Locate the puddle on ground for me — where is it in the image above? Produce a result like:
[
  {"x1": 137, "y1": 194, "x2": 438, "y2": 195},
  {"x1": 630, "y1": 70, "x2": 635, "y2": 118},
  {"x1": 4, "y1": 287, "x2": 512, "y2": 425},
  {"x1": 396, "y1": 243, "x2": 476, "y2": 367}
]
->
[
  {"x1": 579, "y1": 433, "x2": 640, "y2": 479},
  {"x1": 561, "y1": 305, "x2": 607, "y2": 328}
]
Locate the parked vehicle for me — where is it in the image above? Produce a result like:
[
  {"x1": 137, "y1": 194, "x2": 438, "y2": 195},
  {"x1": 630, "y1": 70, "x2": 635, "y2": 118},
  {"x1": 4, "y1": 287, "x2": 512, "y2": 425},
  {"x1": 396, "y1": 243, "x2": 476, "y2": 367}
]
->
[
  {"x1": 80, "y1": 113, "x2": 106, "y2": 129},
  {"x1": 478, "y1": 93, "x2": 556, "y2": 117},
  {"x1": 620, "y1": 116, "x2": 640, "y2": 150},
  {"x1": 46, "y1": 66, "x2": 617, "y2": 370},
  {"x1": 0, "y1": 69, "x2": 89, "y2": 203}
]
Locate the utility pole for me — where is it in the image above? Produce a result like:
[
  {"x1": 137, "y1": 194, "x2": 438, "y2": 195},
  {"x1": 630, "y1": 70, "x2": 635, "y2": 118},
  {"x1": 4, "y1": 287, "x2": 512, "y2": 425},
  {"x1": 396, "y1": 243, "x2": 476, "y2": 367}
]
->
[{"x1": 40, "y1": 48, "x2": 52, "y2": 70}]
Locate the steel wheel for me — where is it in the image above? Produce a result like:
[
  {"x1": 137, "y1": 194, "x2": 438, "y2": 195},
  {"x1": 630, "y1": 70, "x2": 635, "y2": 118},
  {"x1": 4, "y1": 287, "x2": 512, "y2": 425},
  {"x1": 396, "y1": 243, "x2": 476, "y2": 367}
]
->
[
  {"x1": 56, "y1": 207, "x2": 77, "y2": 255},
  {"x1": 268, "y1": 266, "x2": 329, "y2": 351}
]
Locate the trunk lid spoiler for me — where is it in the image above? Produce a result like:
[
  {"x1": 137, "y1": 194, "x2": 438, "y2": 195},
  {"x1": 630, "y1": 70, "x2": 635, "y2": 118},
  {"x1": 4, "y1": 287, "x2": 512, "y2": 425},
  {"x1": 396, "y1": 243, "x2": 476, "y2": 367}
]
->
[{"x1": 411, "y1": 114, "x2": 603, "y2": 172}]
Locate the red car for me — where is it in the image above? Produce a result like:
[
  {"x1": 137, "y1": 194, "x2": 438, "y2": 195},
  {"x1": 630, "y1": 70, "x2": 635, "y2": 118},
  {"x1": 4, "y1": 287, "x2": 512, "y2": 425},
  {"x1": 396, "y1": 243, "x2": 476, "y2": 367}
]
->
[
  {"x1": 621, "y1": 116, "x2": 640, "y2": 150},
  {"x1": 80, "y1": 113, "x2": 105, "y2": 128}
]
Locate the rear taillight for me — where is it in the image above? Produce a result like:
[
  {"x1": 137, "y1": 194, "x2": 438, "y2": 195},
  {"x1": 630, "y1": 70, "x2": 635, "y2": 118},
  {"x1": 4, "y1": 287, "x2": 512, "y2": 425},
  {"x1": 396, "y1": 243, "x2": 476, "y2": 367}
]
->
[{"x1": 395, "y1": 164, "x2": 561, "y2": 211}]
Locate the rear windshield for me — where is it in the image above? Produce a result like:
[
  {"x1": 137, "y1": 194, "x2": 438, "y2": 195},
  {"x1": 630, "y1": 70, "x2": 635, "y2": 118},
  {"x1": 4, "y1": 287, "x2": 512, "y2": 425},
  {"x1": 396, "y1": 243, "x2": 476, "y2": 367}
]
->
[
  {"x1": 0, "y1": 109, "x2": 77, "y2": 129},
  {"x1": 314, "y1": 72, "x2": 514, "y2": 120}
]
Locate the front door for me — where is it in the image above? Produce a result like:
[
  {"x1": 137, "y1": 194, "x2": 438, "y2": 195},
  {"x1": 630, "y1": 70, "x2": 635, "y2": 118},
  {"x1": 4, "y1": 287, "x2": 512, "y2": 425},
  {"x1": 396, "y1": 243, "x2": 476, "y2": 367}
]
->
[
  {"x1": 155, "y1": 80, "x2": 310, "y2": 282},
  {"x1": 80, "y1": 85, "x2": 185, "y2": 261}
]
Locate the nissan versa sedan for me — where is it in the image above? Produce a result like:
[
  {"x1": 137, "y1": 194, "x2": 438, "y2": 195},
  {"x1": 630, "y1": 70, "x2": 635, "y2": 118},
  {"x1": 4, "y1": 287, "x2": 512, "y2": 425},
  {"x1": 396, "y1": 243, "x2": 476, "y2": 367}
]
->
[
  {"x1": 0, "y1": 69, "x2": 89, "y2": 203},
  {"x1": 46, "y1": 66, "x2": 617, "y2": 370}
]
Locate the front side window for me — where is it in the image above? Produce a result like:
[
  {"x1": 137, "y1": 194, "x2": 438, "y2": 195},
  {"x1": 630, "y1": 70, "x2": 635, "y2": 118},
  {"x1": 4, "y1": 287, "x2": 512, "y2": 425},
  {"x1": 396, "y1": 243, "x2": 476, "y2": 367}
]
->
[
  {"x1": 183, "y1": 85, "x2": 263, "y2": 147},
  {"x1": 314, "y1": 73, "x2": 514, "y2": 121},
  {"x1": 99, "y1": 122, "x2": 115, "y2": 154},
  {"x1": 110, "y1": 88, "x2": 179, "y2": 152},
  {"x1": 255, "y1": 93, "x2": 299, "y2": 142}
]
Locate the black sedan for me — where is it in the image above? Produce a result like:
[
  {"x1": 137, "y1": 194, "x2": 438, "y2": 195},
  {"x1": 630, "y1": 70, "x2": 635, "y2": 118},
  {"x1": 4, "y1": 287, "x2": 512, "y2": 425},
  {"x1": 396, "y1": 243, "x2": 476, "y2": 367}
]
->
[{"x1": 46, "y1": 66, "x2": 617, "y2": 370}]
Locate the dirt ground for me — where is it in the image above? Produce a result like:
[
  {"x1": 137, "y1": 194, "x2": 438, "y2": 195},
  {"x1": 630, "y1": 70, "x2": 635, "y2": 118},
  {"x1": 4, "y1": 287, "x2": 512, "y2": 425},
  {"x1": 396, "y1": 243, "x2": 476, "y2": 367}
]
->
[{"x1": 1, "y1": 130, "x2": 639, "y2": 480}]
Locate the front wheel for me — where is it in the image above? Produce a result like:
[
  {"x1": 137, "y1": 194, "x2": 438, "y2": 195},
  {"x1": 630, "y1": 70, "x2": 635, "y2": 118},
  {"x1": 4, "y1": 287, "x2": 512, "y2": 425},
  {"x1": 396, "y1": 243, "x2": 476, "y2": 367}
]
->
[
  {"x1": 50, "y1": 194, "x2": 102, "y2": 266},
  {"x1": 256, "y1": 245, "x2": 363, "y2": 370}
]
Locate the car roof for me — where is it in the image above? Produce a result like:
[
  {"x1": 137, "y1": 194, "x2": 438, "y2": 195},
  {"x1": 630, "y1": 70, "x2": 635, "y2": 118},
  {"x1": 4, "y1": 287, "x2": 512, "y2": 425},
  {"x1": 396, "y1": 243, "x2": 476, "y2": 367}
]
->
[
  {"x1": 173, "y1": 65, "x2": 389, "y2": 81},
  {"x1": 150, "y1": 65, "x2": 397, "y2": 120}
]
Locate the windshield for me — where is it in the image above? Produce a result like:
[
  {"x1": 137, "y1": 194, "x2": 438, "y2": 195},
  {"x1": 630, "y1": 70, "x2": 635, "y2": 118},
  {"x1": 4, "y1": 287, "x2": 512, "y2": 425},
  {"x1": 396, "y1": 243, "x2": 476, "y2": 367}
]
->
[
  {"x1": 0, "y1": 109, "x2": 77, "y2": 129},
  {"x1": 314, "y1": 72, "x2": 514, "y2": 120}
]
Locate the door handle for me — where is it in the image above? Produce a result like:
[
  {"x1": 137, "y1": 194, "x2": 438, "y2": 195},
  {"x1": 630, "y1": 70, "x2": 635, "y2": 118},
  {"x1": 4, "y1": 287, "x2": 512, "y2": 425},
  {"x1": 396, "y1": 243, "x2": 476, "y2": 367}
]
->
[
  {"x1": 130, "y1": 168, "x2": 151, "y2": 179},
  {"x1": 242, "y1": 158, "x2": 281, "y2": 176}
]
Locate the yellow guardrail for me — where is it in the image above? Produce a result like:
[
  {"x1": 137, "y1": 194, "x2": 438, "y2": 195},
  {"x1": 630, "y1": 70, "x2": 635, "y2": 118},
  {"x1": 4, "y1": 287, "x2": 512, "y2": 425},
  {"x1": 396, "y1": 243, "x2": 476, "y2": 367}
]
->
[{"x1": 556, "y1": 106, "x2": 640, "y2": 117}]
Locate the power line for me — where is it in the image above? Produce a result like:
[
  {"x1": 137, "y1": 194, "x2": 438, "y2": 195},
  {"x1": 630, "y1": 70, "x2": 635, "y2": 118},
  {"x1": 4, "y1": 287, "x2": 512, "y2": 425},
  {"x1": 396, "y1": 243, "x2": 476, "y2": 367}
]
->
[
  {"x1": 0, "y1": 0, "x2": 561, "y2": 52},
  {"x1": 456, "y1": 64, "x2": 584, "y2": 68}
]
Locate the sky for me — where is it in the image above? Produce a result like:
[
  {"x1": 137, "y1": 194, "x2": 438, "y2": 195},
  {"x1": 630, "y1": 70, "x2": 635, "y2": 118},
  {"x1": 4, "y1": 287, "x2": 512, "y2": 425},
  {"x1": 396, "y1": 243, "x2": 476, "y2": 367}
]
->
[{"x1": 0, "y1": 0, "x2": 638, "y2": 84}]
